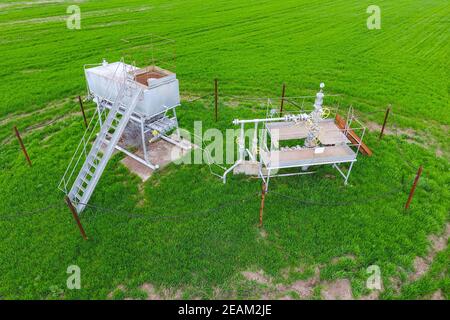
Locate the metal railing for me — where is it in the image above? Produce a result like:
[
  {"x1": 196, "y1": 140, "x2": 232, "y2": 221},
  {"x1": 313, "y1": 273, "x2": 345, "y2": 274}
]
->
[
  {"x1": 59, "y1": 60, "x2": 130, "y2": 194},
  {"x1": 58, "y1": 106, "x2": 106, "y2": 194}
]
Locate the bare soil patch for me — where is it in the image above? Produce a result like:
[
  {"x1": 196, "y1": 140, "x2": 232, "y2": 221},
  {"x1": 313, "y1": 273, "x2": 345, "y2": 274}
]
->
[
  {"x1": 107, "y1": 284, "x2": 126, "y2": 299},
  {"x1": 243, "y1": 266, "x2": 320, "y2": 300},
  {"x1": 278, "y1": 278, "x2": 316, "y2": 299},
  {"x1": 366, "y1": 120, "x2": 447, "y2": 159},
  {"x1": 0, "y1": 97, "x2": 72, "y2": 127},
  {"x1": 140, "y1": 283, "x2": 163, "y2": 300},
  {"x1": 359, "y1": 290, "x2": 381, "y2": 300},
  {"x1": 321, "y1": 279, "x2": 353, "y2": 300},
  {"x1": 259, "y1": 228, "x2": 268, "y2": 239},
  {"x1": 409, "y1": 223, "x2": 449, "y2": 282},
  {"x1": 331, "y1": 254, "x2": 356, "y2": 265},
  {"x1": 241, "y1": 270, "x2": 272, "y2": 285},
  {"x1": 430, "y1": 290, "x2": 444, "y2": 300}
]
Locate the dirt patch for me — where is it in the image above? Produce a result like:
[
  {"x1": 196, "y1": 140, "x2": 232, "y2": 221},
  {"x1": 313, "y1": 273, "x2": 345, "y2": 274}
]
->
[
  {"x1": 140, "y1": 283, "x2": 163, "y2": 300},
  {"x1": 359, "y1": 290, "x2": 381, "y2": 300},
  {"x1": 234, "y1": 160, "x2": 265, "y2": 176},
  {"x1": 0, "y1": 5, "x2": 151, "y2": 26},
  {"x1": 223, "y1": 99, "x2": 242, "y2": 109},
  {"x1": 135, "y1": 182, "x2": 146, "y2": 207},
  {"x1": 20, "y1": 68, "x2": 44, "y2": 74},
  {"x1": 107, "y1": 284, "x2": 126, "y2": 299},
  {"x1": 259, "y1": 293, "x2": 272, "y2": 300},
  {"x1": 331, "y1": 254, "x2": 356, "y2": 265},
  {"x1": 274, "y1": 266, "x2": 320, "y2": 299},
  {"x1": 410, "y1": 257, "x2": 429, "y2": 281},
  {"x1": 180, "y1": 94, "x2": 213, "y2": 103},
  {"x1": 242, "y1": 270, "x2": 272, "y2": 285},
  {"x1": 321, "y1": 279, "x2": 353, "y2": 300},
  {"x1": 89, "y1": 21, "x2": 132, "y2": 29},
  {"x1": 409, "y1": 223, "x2": 449, "y2": 282},
  {"x1": 367, "y1": 120, "x2": 448, "y2": 159},
  {"x1": 139, "y1": 282, "x2": 183, "y2": 300},
  {"x1": 0, "y1": 97, "x2": 73, "y2": 127},
  {"x1": 428, "y1": 225, "x2": 450, "y2": 252},
  {"x1": 239, "y1": 265, "x2": 377, "y2": 300},
  {"x1": 286, "y1": 279, "x2": 316, "y2": 298},
  {"x1": 389, "y1": 276, "x2": 402, "y2": 295},
  {"x1": 259, "y1": 228, "x2": 268, "y2": 239},
  {"x1": 2, "y1": 111, "x2": 81, "y2": 145},
  {"x1": 365, "y1": 121, "x2": 386, "y2": 134},
  {"x1": 121, "y1": 156, "x2": 153, "y2": 182},
  {"x1": 429, "y1": 290, "x2": 444, "y2": 300},
  {"x1": 0, "y1": 0, "x2": 76, "y2": 10},
  {"x1": 366, "y1": 121, "x2": 416, "y2": 137},
  {"x1": 280, "y1": 265, "x2": 308, "y2": 280}
]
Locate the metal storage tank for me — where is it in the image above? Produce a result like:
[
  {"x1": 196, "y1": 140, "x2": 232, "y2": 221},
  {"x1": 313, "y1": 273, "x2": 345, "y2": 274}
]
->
[{"x1": 85, "y1": 61, "x2": 180, "y2": 117}]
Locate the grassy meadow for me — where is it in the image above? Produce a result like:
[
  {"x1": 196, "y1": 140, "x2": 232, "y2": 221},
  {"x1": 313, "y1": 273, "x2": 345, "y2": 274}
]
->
[{"x1": 0, "y1": 0, "x2": 448, "y2": 299}]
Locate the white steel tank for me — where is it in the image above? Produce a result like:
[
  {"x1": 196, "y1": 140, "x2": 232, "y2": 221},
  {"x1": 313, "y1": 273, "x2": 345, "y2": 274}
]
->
[{"x1": 85, "y1": 61, "x2": 180, "y2": 117}]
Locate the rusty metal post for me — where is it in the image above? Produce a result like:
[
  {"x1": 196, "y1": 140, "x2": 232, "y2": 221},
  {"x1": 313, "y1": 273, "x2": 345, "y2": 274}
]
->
[
  {"x1": 78, "y1": 96, "x2": 88, "y2": 128},
  {"x1": 259, "y1": 183, "x2": 266, "y2": 227},
  {"x1": 65, "y1": 196, "x2": 88, "y2": 240},
  {"x1": 214, "y1": 79, "x2": 218, "y2": 122},
  {"x1": 280, "y1": 83, "x2": 286, "y2": 116},
  {"x1": 405, "y1": 165, "x2": 423, "y2": 210},
  {"x1": 13, "y1": 126, "x2": 32, "y2": 167},
  {"x1": 379, "y1": 105, "x2": 391, "y2": 140}
]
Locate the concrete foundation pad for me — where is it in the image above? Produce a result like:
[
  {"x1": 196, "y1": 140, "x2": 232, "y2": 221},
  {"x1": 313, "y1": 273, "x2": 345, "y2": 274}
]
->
[
  {"x1": 233, "y1": 160, "x2": 267, "y2": 176},
  {"x1": 120, "y1": 135, "x2": 196, "y2": 182}
]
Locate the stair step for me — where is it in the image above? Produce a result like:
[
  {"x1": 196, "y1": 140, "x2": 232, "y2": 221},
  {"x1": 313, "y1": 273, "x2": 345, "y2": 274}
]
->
[
  {"x1": 80, "y1": 177, "x2": 91, "y2": 185},
  {"x1": 90, "y1": 154, "x2": 102, "y2": 162},
  {"x1": 67, "y1": 84, "x2": 142, "y2": 214},
  {"x1": 87, "y1": 162, "x2": 97, "y2": 170},
  {"x1": 84, "y1": 167, "x2": 96, "y2": 177},
  {"x1": 76, "y1": 185, "x2": 86, "y2": 193}
]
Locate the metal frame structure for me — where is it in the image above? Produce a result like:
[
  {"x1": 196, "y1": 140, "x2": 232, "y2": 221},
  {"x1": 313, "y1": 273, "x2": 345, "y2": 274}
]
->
[
  {"x1": 94, "y1": 91, "x2": 184, "y2": 170},
  {"x1": 222, "y1": 85, "x2": 367, "y2": 191},
  {"x1": 59, "y1": 50, "x2": 187, "y2": 213}
]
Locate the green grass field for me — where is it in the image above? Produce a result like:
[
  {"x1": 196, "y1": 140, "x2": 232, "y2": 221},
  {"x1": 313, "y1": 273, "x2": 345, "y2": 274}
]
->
[{"x1": 0, "y1": 0, "x2": 448, "y2": 300}]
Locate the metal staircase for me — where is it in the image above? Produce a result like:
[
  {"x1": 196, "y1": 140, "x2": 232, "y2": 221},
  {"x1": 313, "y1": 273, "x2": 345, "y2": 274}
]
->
[{"x1": 66, "y1": 79, "x2": 143, "y2": 213}]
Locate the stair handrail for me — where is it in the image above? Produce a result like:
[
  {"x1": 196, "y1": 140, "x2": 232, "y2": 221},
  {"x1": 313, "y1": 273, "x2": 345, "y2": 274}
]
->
[
  {"x1": 58, "y1": 71, "x2": 129, "y2": 194},
  {"x1": 58, "y1": 105, "x2": 109, "y2": 194}
]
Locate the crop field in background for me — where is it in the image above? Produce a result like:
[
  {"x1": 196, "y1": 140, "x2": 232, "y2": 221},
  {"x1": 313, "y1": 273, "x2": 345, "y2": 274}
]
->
[{"x1": 0, "y1": 0, "x2": 448, "y2": 300}]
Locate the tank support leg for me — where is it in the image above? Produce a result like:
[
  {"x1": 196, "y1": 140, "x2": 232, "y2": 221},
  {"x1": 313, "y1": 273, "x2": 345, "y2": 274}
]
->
[{"x1": 140, "y1": 118, "x2": 149, "y2": 163}]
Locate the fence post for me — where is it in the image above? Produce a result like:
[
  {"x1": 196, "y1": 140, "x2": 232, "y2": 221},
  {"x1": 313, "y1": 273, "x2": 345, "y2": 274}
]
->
[
  {"x1": 65, "y1": 196, "x2": 88, "y2": 240},
  {"x1": 405, "y1": 165, "x2": 423, "y2": 210},
  {"x1": 78, "y1": 96, "x2": 88, "y2": 128},
  {"x1": 280, "y1": 83, "x2": 286, "y2": 116},
  {"x1": 259, "y1": 183, "x2": 266, "y2": 227},
  {"x1": 379, "y1": 105, "x2": 391, "y2": 140},
  {"x1": 214, "y1": 79, "x2": 218, "y2": 122},
  {"x1": 13, "y1": 126, "x2": 32, "y2": 167}
]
